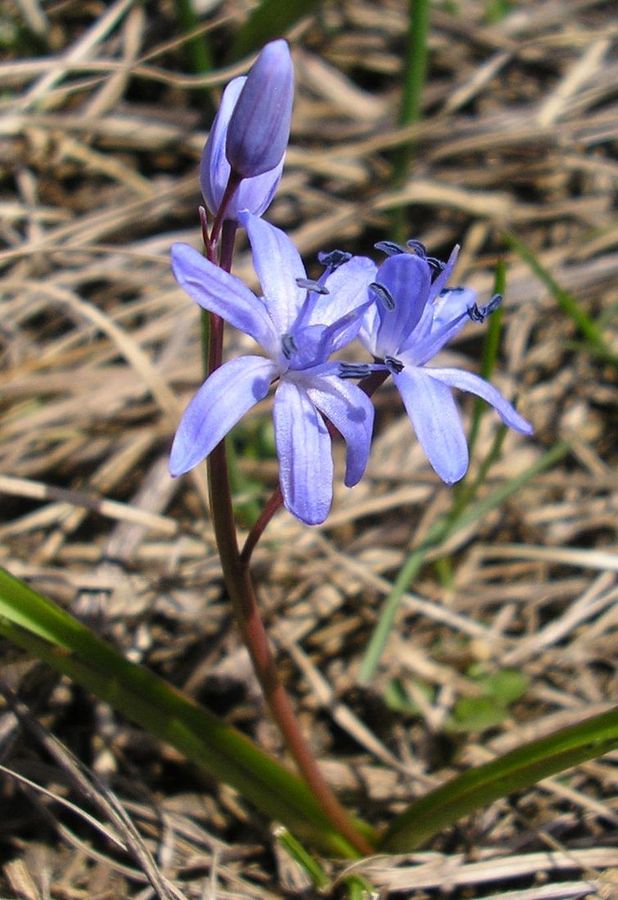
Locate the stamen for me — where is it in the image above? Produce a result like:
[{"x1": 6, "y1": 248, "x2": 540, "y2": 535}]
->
[
  {"x1": 374, "y1": 240, "x2": 406, "y2": 257},
  {"x1": 338, "y1": 363, "x2": 373, "y2": 379},
  {"x1": 406, "y1": 239, "x2": 428, "y2": 257},
  {"x1": 281, "y1": 333, "x2": 298, "y2": 358},
  {"x1": 467, "y1": 293, "x2": 503, "y2": 323},
  {"x1": 317, "y1": 249, "x2": 352, "y2": 269},
  {"x1": 384, "y1": 356, "x2": 404, "y2": 374},
  {"x1": 295, "y1": 277, "x2": 329, "y2": 295},
  {"x1": 427, "y1": 257, "x2": 446, "y2": 274},
  {"x1": 369, "y1": 281, "x2": 395, "y2": 311}
]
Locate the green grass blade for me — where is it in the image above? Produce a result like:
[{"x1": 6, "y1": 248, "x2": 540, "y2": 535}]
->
[
  {"x1": 0, "y1": 566, "x2": 373, "y2": 857},
  {"x1": 504, "y1": 231, "x2": 618, "y2": 367},
  {"x1": 379, "y1": 706, "x2": 618, "y2": 852},
  {"x1": 358, "y1": 441, "x2": 570, "y2": 683},
  {"x1": 228, "y1": 0, "x2": 322, "y2": 61}
]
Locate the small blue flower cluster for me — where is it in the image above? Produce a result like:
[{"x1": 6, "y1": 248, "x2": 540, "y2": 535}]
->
[{"x1": 170, "y1": 42, "x2": 532, "y2": 525}]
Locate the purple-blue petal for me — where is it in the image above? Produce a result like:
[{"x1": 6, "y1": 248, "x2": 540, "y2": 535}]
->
[
  {"x1": 171, "y1": 242, "x2": 278, "y2": 354},
  {"x1": 170, "y1": 355, "x2": 277, "y2": 476},
  {"x1": 423, "y1": 367, "x2": 534, "y2": 434},
  {"x1": 372, "y1": 254, "x2": 432, "y2": 358},
  {"x1": 234, "y1": 159, "x2": 284, "y2": 219},
  {"x1": 200, "y1": 77, "x2": 244, "y2": 216},
  {"x1": 399, "y1": 304, "x2": 470, "y2": 366},
  {"x1": 393, "y1": 367, "x2": 469, "y2": 483},
  {"x1": 304, "y1": 374, "x2": 374, "y2": 487},
  {"x1": 428, "y1": 244, "x2": 459, "y2": 302},
  {"x1": 430, "y1": 287, "x2": 478, "y2": 332},
  {"x1": 274, "y1": 379, "x2": 333, "y2": 525},
  {"x1": 240, "y1": 212, "x2": 306, "y2": 335}
]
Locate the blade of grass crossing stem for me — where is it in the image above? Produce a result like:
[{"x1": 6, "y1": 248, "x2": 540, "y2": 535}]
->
[
  {"x1": 504, "y1": 231, "x2": 618, "y2": 367},
  {"x1": 228, "y1": 0, "x2": 323, "y2": 61},
  {"x1": 358, "y1": 441, "x2": 570, "y2": 682},
  {"x1": 379, "y1": 706, "x2": 618, "y2": 851},
  {"x1": 466, "y1": 259, "x2": 506, "y2": 460},
  {"x1": 0, "y1": 567, "x2": 374, "y2": 857}
]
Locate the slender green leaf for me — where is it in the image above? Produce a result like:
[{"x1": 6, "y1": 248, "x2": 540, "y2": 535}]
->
[
  {"x1": 0, "y1": 567, "x2": 375, "y2": 857},
  {"x1": 379, "y1": 706, "x2": 618, "y2": 851}
]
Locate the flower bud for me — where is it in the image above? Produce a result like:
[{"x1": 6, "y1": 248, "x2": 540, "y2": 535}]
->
[
  {"x1": 200, "y1": 76, "x2": 284, "y2": 220},
  {"x1": 225, "y1": 40, "x2": 293, "y2": 178}
]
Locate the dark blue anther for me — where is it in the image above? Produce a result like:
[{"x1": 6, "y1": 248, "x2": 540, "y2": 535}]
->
[
  {"x1": 369, "y1": 281, "x2": 395, "y2": 311},
  {"x1": 295, "y1": 277, "x2": 329, "y2": 295},
  {"x1": 281, "y1": 333, "x2": 298, "y2": 358},
  {"x1": 440, "y1": 286, "x2": 466, "y2": 296},
  {"x1": 384, "y1": 356, "x2": 404, "y2": 374},
  {"x1": 317, "y1": 249, "x2": 352, "y2": 269},
  {"x1": 467, "y1": 293, "x2": 503, "y2": 323},
  {"x1": 406, "y1": 239, "x2": 428, "y2": 257},
  {"x1": 374, "y1": 240, "x2": 406, "y2": 257},
  {"x1": 427, "y1": 257, "x2": 446, "y2": 273}
]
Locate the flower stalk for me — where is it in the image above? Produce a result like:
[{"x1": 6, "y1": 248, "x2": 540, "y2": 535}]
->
[{"x1": 203, "y1": 287, "x2": 374, "y2": 858}]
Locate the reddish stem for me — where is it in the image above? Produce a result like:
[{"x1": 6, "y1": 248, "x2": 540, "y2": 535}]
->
[
  {"x1": 240, "y1": 486, "x2": 284, "y2": 567},
  {"x1": 208, "y1": 170, "x2": 242, "y2": 253}
]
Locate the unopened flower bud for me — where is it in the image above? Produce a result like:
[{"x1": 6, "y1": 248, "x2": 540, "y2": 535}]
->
[
  {"x1": 225, "y1": 40, "x2": 293, "y2": 178},
  {"x1": 200, "y1": 76, "x2": 284, "y2": 220}
]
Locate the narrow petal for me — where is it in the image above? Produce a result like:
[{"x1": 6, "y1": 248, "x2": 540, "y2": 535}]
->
[
  {"x1": 424, "y1": 367, "x2": 534, "y2": 434},
  {"x1": 304, "y1": 373, "x2": 374, "y2": 487},
  {"x1": 373, "y1": 254, "x2": 432, "y2": 358},
  {"x1": 274, "y1": 379, "x2": 333, "y2": 525},
  {"x1": 170, "y1": 356, "x2": 277, "y2": 476},
  {"x1": 171, "y1": 243, "x2": 278, "y2": 354},
  {"x1": 359, "y1": 301, "x2": 379, "y2": 353},
  {"x1": 200, "y1": 77, "x2": 245, "y2": 215},
  {"x1": 428, "y1": 244, "x2": 459, "y2": 302},
  {"x1": 399, "y1": 306, "x2": 470, "y2": 366},
  {"x1": 393, "y1": 367, "x2": 469, "y2": 483},
  {"x1": 234, "y1": 158, "x2": 284, "y2": 218},
  {"x1": 239, "y1": 212, "x2": 306, "y2": 335},
  {"x1": 430, "y1": 287, "x2": 478, "y2": 332}
]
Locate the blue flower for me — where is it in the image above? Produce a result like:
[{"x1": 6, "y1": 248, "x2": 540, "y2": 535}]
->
[
  {"x1": 360, "y1": 248, "x2": 533, "y2": 483},
  {"x1": 170, "y1": 212, "x2": 377, "y2": 524}
]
